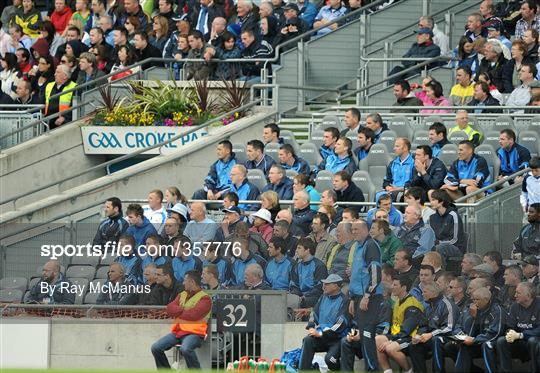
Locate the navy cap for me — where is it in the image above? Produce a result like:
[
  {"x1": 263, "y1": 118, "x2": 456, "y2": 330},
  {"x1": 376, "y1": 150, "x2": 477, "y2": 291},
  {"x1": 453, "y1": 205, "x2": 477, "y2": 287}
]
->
[
  {"x1": 415, "y1": 27, "x2": 434, "y2": 37},
  {"x1": 222, "y1": 206, "x2": 242, "y2": 214}
]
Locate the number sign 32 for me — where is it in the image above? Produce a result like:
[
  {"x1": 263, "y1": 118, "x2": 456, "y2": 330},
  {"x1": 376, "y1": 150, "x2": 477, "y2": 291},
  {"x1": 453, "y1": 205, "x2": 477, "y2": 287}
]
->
[{"x1": 216, "y1": 299, "x2": 256, "y2": 333}]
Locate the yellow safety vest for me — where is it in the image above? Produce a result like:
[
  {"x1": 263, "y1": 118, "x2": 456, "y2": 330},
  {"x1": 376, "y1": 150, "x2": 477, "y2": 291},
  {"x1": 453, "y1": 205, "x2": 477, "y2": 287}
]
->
[
  {"x1": 391, "y1": 294, "x2": 424, "y2": 336},
  {"x1": 45, "y1": 81, "x2": 77, "y2": 116},
  {"x1": 171, "y1": 290, "x2": 211, "y2": 337},
  {"x1": 448, "y1": 124, "x2": 483, "y2": 143}
]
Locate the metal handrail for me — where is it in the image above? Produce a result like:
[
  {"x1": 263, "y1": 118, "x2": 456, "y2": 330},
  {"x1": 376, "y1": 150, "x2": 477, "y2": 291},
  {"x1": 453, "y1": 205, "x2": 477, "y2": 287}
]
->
[
  {"x1": 317, "y1": 105, "x2": 540, "y2": 111},
  {"x1": 0, "y1": 99, "x2": 262, "y2": 207}
]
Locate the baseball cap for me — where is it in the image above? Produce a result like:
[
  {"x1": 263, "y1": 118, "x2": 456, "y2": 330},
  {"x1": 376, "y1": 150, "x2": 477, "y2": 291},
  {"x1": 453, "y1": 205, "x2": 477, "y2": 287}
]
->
[
  {"x1": 172, "y1": 13, "x2": 187, "y2": 22},
  {"x1": 283, "y1": 3, "x2": 299, "y2": 12},
  {"x1": 321, "y1": 274, "x2": 344, "y2": 284},
  {"x1": 252, "y1": 208, "x2": 272, "y2": 223},
  {"x1": 473, "y1": 263, "x2": 494, "y2": 275},
  {"x1": 415, "y1": 27, "x2": 434, "y2": 37},
  {"x1": 222, "y1": 206, "x2": 242, "y2": 214},
  {"x1": 522, "y1": 255, "x2": 539, "y2": 266}
]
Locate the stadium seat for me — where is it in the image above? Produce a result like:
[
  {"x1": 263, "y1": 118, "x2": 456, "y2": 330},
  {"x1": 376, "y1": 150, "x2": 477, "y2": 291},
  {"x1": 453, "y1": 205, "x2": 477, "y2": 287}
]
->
[
  {"x1": 100, "y1": 254, "x2": 116, "y2": 266},
  {"x1": 95, "y1": 266, "x2": 110, "y2": 279},
  {"x1": 65, "y1": 265, "x2": 96, "y2": 281},
  {"x1": 298, "y1": 142, "x2": 320, "y2": 167},
  {"x1": 0, "y1": 289, "x2": 23, "y2": 303},
  {"x1": 29, "y1": 277, "x2": 40, "y2": 290},
  {"x1": 388, "y1": 116, "x2": 412, "y2": 138},
  {"x1": 23, "y1": 290, "x2": 31, "y2": 303},
  {"x1": 83, "y1": 291, "x2": 100, "y2": 304},
  {"x1": 264, "y1": 142, "x2": 280, "y2": 163},
  {"x1": 232, "y1": 143, "x2": 247, "y2": 164},
  {"x1": 359, "y1": 144, "x2": 391, "y2": 189},
  {"x1": 476, "y1": 144, "x2": 500, "y2": 183},
  {"x1": 36, "y1": 265, "x2": 65, "y2": 276},
  {"x1": 309, "y1": 129, "x2": 324, "y2": 148},
  {"x1": 448, "y1": 130, "x2": 468, "y2": 145},
  {"x1": 280, "y1": 130, "x2": 300, "y2": 152},
  {"x1": 518, "y1": 131, "x2": 540, "y2": 157},
  {"x1": 412, "y1": 130, "x2": 430, "y2": 148},
  {"x1": 528, "y1": 116, "x2": 540, "y2": 135},
  {"x1": 421, "y1": 115, "x2": 444, "y2": 129},
  {"x1": 247, "y1": 169, "x2": 267, "y2": 192},
  {"x1": 285, "y1": 169, "x2": 298, "y2": 179},
  {"x1": 343, "y1": 128, "x2": 358, "y2": 143},
  {"x1": 69, "y1": 277, "x2": 89, "y2": 305},
  {"x1": 492, "y1": 115, "x2": 516, "y2": 132},
  {"x1": 378, "y1": 130, "x2": 397, "y2": 155},
  {"x1": 482, "y1": 130, "x2": 501, "y2": 152},
  {"x1": 438, "y1": 144, "x2": 458, "y2": 169},
  {"x1": 70, "y1": 255, "x2": 100, "y2": 267},
  {"x1": 314, "y1": 170, "x2": 334, "y2": 193},
  {"x1": 0, "y1": 277, "x2": 28, "y2": 292},
  {"x1": 318, "y1": 115, "x2": 342, "y2": 130},
  {"x1": 351, "y1": 171, "x2": 376, "y2": 201}
]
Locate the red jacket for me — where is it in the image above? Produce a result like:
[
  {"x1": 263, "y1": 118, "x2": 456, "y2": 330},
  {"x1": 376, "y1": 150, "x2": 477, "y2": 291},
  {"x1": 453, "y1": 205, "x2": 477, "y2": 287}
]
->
[
  {"x1": 51, "y1": 7, "x2": 73, "y2": 34},
  {"x1": 249, "y1": 223, "x2": 273, "y2": 244}
]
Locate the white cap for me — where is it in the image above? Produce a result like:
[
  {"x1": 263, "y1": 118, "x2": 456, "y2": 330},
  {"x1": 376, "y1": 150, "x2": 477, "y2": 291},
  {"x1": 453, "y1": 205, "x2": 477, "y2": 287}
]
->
[{"x1": 251, "y1": 208, "x2": 272, "y2": 223}]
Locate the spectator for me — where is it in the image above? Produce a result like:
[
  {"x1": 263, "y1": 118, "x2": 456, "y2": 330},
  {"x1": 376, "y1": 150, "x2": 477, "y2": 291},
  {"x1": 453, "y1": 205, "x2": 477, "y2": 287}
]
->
[
  {"x1": 333, "y1": 170, "x2": 364, "y2": 214},
  {"x1": 28, "y1": 54, "x2": 54, "y2": 103},
  {"x1": 138, "y1": 264, "x2": 158, "y2": 304},
  {"x1": 293, "y1": 174, "x2": 319, "y2": 211},
  {"x1": 148, "y1": 15, "x2": 169, "y2": 51},
  {"x1": 449, "y1": 276, "x2": 470, "y2": 314},
  {"x1": 142, "y1": 189, "x2": 167, "y2": 233},
  {"x1": 290, "y1": 237, "x2": 328, "y2": 308},
  {"x1": 506, "y1": 62, "x2": 537, "y2": 110},
  {"x1": 228, "y1": 164, "x2": 260, "y2": 211},
  {"x1": 391, "y1": 80, "x2": 423, "y2": 113},
  {"x1": 477, "y1": 71, "x2": 504, "y2": 103},
  {"x1": 88, "y1": 26, "x2": 113, "y2": 58},
  {"x1": 382, "y1": 138, "x2": 415, "y2": 200},
  {"x1": 412, "y1": 75, "x2": 434, "y2": 105},
  {"x1": 395, "y1": 204, "x2": 435, "y2": 262},
  {"x1": 92, "y1": 197, "x2": 128, "y2": 248},
  {"x1": 202, "y1": 245, "x2": 232, "y2": 286},
  {"x1": 241, "y1": 263, "x2": 271, "y2": 290},
  {"x1": 423, "y1": 252, "x2": 444, "y2": 280},
  {"x1": 524, "y1": 28, "x2": 539, "y2": 62},
  {"x1": 498, "y1": 264, "x2": 522, "y2": 310},
  {"x1": 164, "y1": 186, "x2": 186, "y2": 211},
  {"x1": 113, "y1": 234, "x2": 143, "y2": 283},
  {"x1": 265, "y1": 237, "x2": 294, "y2": 290},
  {"x1": 297, "y1": 0, "x2": 317, "y2": 29},
  {"x1": 341, "y1": 208, "x2": 358, "y2": 222},
  {"x1": 260, "y1": 190, "x2": 280, "y2": 222},
  {"x1": 50, "y1": 0, "x2": 73, "y2": 35},
  {"x1": 2, "y1": 1, "x2": 20, "y2": 31},
  {"x1": 76, "y1": 51, "x2": 106, "y2": 90},
  {"x1": 298, "y1": 274, "x2": 349, "y2": 371},
  {"x1": 341, "y1": 107, "x2": 362, "y2": 135},
  {"x1": 109, "y1": 44, "x2": 139, "y2": 81},
  {"x1": 270, "y1": 0, "x2": 285, "y2": 24},
  {"x1": 461, "y1": 253, "x2": 483, "y2": 281},
  {"x1": 426, "y1": 122, "x2": 450, "y2": 159},
  {"x1": 366, "y1": 193, "x2": 403, "y2": 228},
  {"x1": 149, "y1": 264, "x2": 184, "y2": 305},
  {"x1": 465, "y1": 12, "x2": 488, "y2": 41},
  {"x1": 279, "y1": 144, "x2": 310, "y2": 175},
  {"x1": 292, "y1": 190, "x2": 316, "y2": 237},
  {"x1": 12, "y1": 0, "x2": 41, "y2": 39},
  {"x1": 419, "y1": 15, "x2": 450, "y2": 56},
  {"x1": 96, "y1": 262, "x2": 138, "y2": 305},
  {"x1": 450, "y1": 66, "x2": 475, "y2": 106},
  {"x1": 258, "y1": 1, "x2": 273, "y2": 20},
  {"x1": 274, "y1": 215, "x2": 301, "y2": 252},
  {"x1": 309, "y1": 213, "x2": 337, "y2": 262},
  {"x1": 249, "y1": 208, "x2": 273, "y2": 244},
  {"x1": 404, "y1": 187, "x2": 435, "y2": 224},
  {"x1": 468, "y1": 80, "x2": 502, "y2": 113},
  {"x1": 452, "y1": 36, "x2": 479, "y2": 76},
  {"x1": 521, "y1": 158, "x2": 540, "y2": 212},
  {"x1": 262, "y1": 164, "x2": 294, "y2": 200},
  {"x1": 319, "y1": 137, "x2": 357, "y2": 175},
  {"x1": 370, "y1": 218, "x2": 401, "y2": 266},
  {"x1": 245, "y1": 139, "x2": 276, "y2": 177},
  {"x1": 364, "y1": 113, "x2": 388, "y2": 144},
  {"x1": 429, "y1": 190, "x2": 467, "y2": 263},
  {"x1": 231, "y1": 238, "x2": 266, "y2": 286},
  {"x1": 214, "y1": 205, "x2": 243, "y2": 242},
  {"x1": 503, "y1": 40, "x2": 533, "y2": 93},
  {"x1": 240, "y1": 29, "x2": 273, "y2": 82},
  {"x1": 486, "y1": 19, "x2": 511, "y2": 51},
  {"x1": 443, "y1": 140, "x2": 490, "y2": 201},
  {"x1": 70, "y1": 0, "x2": 92, "y2": 34},
  {"x1": 320, "y1": 188, "x2": 343, "y2": 225},
  {"x1": 420, "y1": 80, "x2": 451, "y2": 114},
  {"x1": 262, "y1": 123, "x2": 282, "y2": 145},
  {"x1": 11, "y1": 78, "x2": 40, "y2": 105},
  {"x1": 521, "y1": 255, "x2": 540, "y2": 286},
  {"x1": 27, "y1": 260, "x2": 74, "y2": 304},
  {"x1": 388, "y1": 28, "x2": 441, "y2": 85},
  {"x1": 201, "y1": 262, "x2": 223, "y2": 291},
  {"x1": 312, "y1": 0, "x2": 346, "y2": 37},
  {"x1": 497, "y1": 128, "x2": 531, "y2": 180},
  {"x1": 354, "y1": 127, "x2": 375, "y2": 162},
  {"x1": 163, "y1": 14, "x2": 187, "y2": 58},
  {"x1": 515, "y1": 0, "x2": 540, "y2": 39},
  {"x1": 9, "y1": 24, "x2": 33, "y2": 54},
  {"x1": 171, "y1": 34, "x2": 190, "y2": 79},
  {"x1": 0, "y1": 52, "x2": 21, "y2": 101},
  {"x1": 496, "y1": 282, "x2": 540, "y2": 372},
  {"x1": 125, "y1": 203, "x2": 158, "y2": 250},
  {"x1": 134, "y1": 30, "x2": 164, "y2": 70},
  {"x1": 191, "y1": 0, "x2": 225, "y2": 41},
  {"x1": 151, "y1": 270, "x2": 211, "y2": 369},
  {"x1": 482, "y1": 250, "x2": 505, "y2": 288},
  {"x1": 512, "y1": 203, "x2": 540, "y2": 259},
  {"x1": 171, "y1": 235, "x2": 203, "y2": 283},
  {"x1": 475, "y1": 40, "x2": 508, "y2": 92},
  {"x1": 274, "y1": 4, "x2": 307, "y2": 46},
  {"x1": 406, "y1": 145, "x2": 446, "y2": 192},
  {"x1": 38, "y1": 20, "x2": 63, "y2": 58},
  {"x1": 319, "y1": 126, "x2": 339, "y2": 164},
  {"x1": 0, "y1": 21, "x2": 12, "y2": 57},
  {"x1": 56, "y1": 26, "x2": 88, "y2": 59},
  {"x1": 393, "y1": 248, "x2": 418, "y2": 285},
  {"x1": 447, "y1": 110, "x2": 483, "y2": 147},
  {"x1": 454, "y1": 288, "x2": 504, "y2": 372},
  {"x1": 233, "y1": 0, "x2": 258, "y2": 34},
  {"x1": 142, "y1": 234, "x2": 171, "y2": 270},
  {"x1": 116, "y1": 0, "x2": 149, "y2": 31},
  {"x1": 184, "y1": 202, "x2": 218, "y2": 243},
  {"x1": 44, "y1": 64, "x2": 78, "y2": 129}
]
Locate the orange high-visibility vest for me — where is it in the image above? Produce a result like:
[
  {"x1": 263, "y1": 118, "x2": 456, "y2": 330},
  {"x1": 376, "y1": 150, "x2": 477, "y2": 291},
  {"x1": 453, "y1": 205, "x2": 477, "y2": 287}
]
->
[{"x1": 171, "y1": 290, "x2": 211, "y2": 337}]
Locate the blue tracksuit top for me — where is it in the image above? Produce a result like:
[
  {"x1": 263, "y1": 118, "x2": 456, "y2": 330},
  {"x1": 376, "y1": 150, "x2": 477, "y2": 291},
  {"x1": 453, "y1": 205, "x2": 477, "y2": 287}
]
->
[
  {"x1": 171, "y1": 256, "x2": 201, "y2": 283},
  {"x1": 230, "y1": 179, "x2": 260, "y2": 211},
  {"x1": 354, "y1": 146, "x2": 370, "y2": 162},
  {"x1": 431, "y1": 138, "x2": 451, "y2": 158},
  {"x1": 308, "y1": 292, "x2": 350, "y2": 337},
  {"x1": 115, "y1": 255, "x2": 143, "y2": 284},
  {"x1": 203, "y1": 154, "x2": 237, "y2": 192},
  {"x1": 245, "y1": 154, "x2": 275, "y2": 177},
  {"x1": 319, "y1": 145, "x2": 334, "y2": 161},
  {"x1": 202, "y1": 257, "x2": 233, "y2": 286},
  {"x1": 445, "y1": 154, "x2": 490, "y2": 188},
  {"x1": 321, "y1": 153, "x2": 357, "y2": 175},
  {"x1": 262, "y1": 177, "x2": 294, "y2": 200},
  {"x1": 383, "y1": 154, "x2": 415, "y2": 188},
  {"x1": 281, "y1": 155, "x2": 311, "y2": 175},
  {"x1": 265, "y1": 255, "x2": 294, "y2": 290},
  {"x1": 290, "y1": 256, "x2": 327, "y2": 294},
  {"x1": 349, "y1": 237, "x2": 383, "y2": 298},
  {"x1": 231, "y1": 253, "x2": 266, "y2": 286},
  {"x1": 126, "y1": 217, "x2": 158, "y2": 252},
  {"x1": 497, "y1": 143, "x2": 531, "y2": 176}
]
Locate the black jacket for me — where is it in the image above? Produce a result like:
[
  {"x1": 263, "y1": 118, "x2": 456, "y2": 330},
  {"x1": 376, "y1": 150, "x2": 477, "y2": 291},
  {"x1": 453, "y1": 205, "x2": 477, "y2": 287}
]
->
[
  {"x1": 293, "y1": 206, "x2": 317, "y2": 237},
  {"x1": 405, "y1": 157, "x2": 447, "y2": 191},
  {"x1": 475, "y1": 54, "x2": 508, "y2": 92},
  {"x1": 501, "y1": 57, "x2": 535, "y2": 92},
  {"x1": 335, "y1": 182, "x2": 365, "y2": 213},
  {"x1": 148, "y1": 281, "x2": 184, "y2": 305},
  {"x1": 189, "y1": 3, "x2": 226, "y2": 37},
  {"x1": 136, "y1": 43, "x2": 163, "y2": 70},
  {"x1": 428, "y1": 205, "x2": 467, "y2": 253},
  {"x1": 92, "y1": 213, "x2": 129, "y2": 247},
  {"x1": 241, "y1": 39, "x2": 273, "y2": 77},
  {"x1": 506, "y1": 297, "x2": 540, "y2": 339},
  {"x1": 458, "y1": 300, "x2": 505, "y2": 344},
  {"x1": 513, "y1": 221, "x2": 540, "y2": 257},
  {"x1": 467, "y1": 95, "x2": 502, "y2": 113},
  {"x1": 391, "y1": 96, "x2": 424, "y2": 113},
  {"x1": 418, "y1": 294, "x2": 458, "y2": 337}
]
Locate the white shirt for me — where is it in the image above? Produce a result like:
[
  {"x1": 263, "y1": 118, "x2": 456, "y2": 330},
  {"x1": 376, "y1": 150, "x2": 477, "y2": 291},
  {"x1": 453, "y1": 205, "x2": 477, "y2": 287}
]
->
[{"x1": 142, "y1": 205, "x2": 167, "y2": 233}]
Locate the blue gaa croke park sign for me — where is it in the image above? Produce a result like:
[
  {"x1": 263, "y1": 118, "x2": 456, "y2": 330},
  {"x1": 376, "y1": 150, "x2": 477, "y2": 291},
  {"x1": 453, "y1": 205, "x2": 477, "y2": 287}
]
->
[{"x1": 81, "y1": 127, "x2": 208, "y2": 155}]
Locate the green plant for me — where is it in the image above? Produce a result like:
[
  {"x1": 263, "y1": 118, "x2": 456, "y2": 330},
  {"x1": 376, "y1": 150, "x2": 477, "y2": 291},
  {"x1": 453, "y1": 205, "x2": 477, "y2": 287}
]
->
[
  {"x1": 129, "y1": 80, "x2": 197, "y2": 117},
  {"x1": 193, "y1": 78, "x2": 219, "y2": 114},
  {"x1": 221, "y1": 77, "x2": 250, "y2": 113}
]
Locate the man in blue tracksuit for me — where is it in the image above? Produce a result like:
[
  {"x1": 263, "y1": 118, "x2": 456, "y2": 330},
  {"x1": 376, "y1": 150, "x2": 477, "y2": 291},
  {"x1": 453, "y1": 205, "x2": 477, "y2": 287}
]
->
[
  {"x1": 318, "y1": 137, "x2": 357, "y2": 176},
  {"x1": 442, "y1": 140, "x2": 490, "y2": 201},
  {"x1": 228, "y1": 164, "x2": 260, "y2": 211},
  {"x1": 299, "y1": 274, "x2": 350, "y2": 370},
  {"x1": 290, "y1": 237, "x2": 329, "y2": 308},
  {"x1": 383, "y1": 138, "x2": 415, "y2": 200},
  {"x1": 262, "y1": 165, "x2": 294, "y2": 200},
  {"x1": 115, "y1": 234, "x2": 143, "y2": 285},
  {"x1": 454, "y1": 287, "x2": 504, "y2": 373},
  {"x1": 366, "y1": 193, "x2": 403, "y2": 228},
  {"x1": 405, "y1": 145, "x2": 447, "y2": 192},
  {"x1": 202, "y1": 245, "x2": 233, "y2": 286},
  {"x1": 192, "y1": 140, "x2": 238, "y2": 200},
  {"x1": 265, "y1": 237, "x2": 295, "y2": 290},
  {"x1": 92, "y1": 197, "x2": 129, "y2": 248},
  {"x1": 231, "y1": 237, "x2": 267, "y2": 286},
  {"x1": 341, "y1": 219, "x2": 383, "y2": 372},
  {"x1": 408, "y1": 282, "x2": 459, "y2": 373},
  {"x1": 319, "y1": 127, "x2": 340, "y2": 164},
  {"x1": 245, "y1": 139, "x2": 275, "y2": 178},
  {"x1": 429, "y1": 122, "x2": 451, "y2": 159},
  {"x1": 126, "y1": 203, "x2": 158, "y2": 252},
  {"x1": 497, "y1": 128, "x2": 531, "y2": 180},
  {"x1": 279, "y1": 144, "x2": 311, "y2": 175},
  {"x1": 171, "y1": 236, "x2": 203, "y2": 283}
]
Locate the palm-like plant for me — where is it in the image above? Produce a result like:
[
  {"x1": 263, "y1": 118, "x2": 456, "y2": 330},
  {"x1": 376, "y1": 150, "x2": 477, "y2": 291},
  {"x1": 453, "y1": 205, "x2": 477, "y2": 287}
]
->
[
  {"x1": 193, "y1": 78, "x2": 219, "y2": 114},
  {"x1": 221, "y1": 77, "x2": 250, "y2": 114}
]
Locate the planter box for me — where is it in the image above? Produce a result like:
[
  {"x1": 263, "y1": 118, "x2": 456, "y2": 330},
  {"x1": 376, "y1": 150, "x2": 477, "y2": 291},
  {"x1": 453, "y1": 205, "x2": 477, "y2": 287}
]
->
[{"x1": 81, "y1": 126, "x2": 209, "y2": 155}]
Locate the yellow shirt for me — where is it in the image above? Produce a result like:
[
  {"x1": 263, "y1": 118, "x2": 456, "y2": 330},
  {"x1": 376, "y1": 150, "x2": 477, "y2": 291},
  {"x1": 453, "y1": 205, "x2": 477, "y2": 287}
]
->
[{"x1": 450, "y1": 83, "x2": 475, "y2": 106}]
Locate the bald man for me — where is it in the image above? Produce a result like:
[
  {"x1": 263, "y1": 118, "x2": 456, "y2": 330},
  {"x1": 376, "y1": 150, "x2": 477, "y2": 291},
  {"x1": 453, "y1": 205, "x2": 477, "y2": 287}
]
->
[
  {"x1": 184, "y1": 202, "x2": 218, "y2": 243},
  {"x1": 27, "y1": 260, "x2": 75, "y2": 304}
]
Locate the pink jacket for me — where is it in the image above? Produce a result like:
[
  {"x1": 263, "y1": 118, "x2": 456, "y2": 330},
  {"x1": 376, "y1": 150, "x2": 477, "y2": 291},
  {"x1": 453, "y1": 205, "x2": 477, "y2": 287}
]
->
[
  {"x1": 420, "y1": 96, "x2": 452, "y2": 114},
  {"x1": 249, "y1": 223, "x2": 273, "y2": 244}
]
